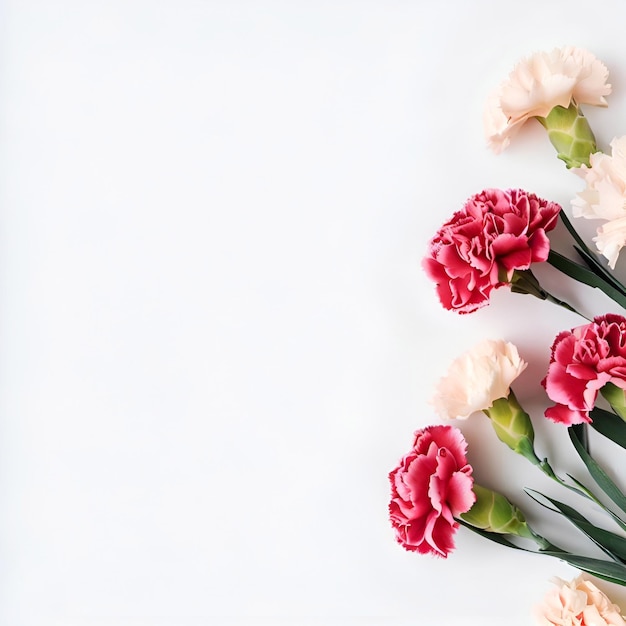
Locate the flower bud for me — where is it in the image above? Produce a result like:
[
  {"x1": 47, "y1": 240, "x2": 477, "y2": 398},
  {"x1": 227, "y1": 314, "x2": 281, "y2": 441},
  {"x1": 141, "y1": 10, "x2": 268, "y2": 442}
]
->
[
  {"x1": 536, "y1": 102, "x2": 598, "y2": 168},
  {"x1": 483, "y1": 391, "x2": 541, "y2": 466},
  {"x1": 461, "y1": 484, "x2": 532, "y2": 537},
  {"x1": 600, "y1": 382, "x2": 626, "y2": 421}
]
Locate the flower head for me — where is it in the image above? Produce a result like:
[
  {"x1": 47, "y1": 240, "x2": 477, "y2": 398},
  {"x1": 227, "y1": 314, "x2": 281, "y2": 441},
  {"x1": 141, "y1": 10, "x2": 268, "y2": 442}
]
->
[
  {"x1": 543, "y1": 314, "x2": 626, "y2": 425},
  {"x1": 485, "y1": 46, "x2": 611, "y2": 154},
  {"x1": 389, "y1": 425, "x2": 475, "y2": 558},
  {"x1": 432, "y1": 339, "x2": 527, "y2": 419},
  {"x1": 573, "y1": 136, "x2": 626, "y2": 268},
  {"x1": 423, "y1": 188, "x2": 561, "y2": 314},
  {"x1": 432, "y1": 339, "x2": 539, "y2": 462},
  {"x1": 534, "y1": 575, "x2": 626, "y2": 626}
]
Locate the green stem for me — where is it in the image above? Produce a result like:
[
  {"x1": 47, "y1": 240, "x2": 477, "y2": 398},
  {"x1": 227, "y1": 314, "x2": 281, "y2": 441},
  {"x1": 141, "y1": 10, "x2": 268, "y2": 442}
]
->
[
  {"x1": 510, "y1": 268, "x2": 590, "y2": 320},
  {"x1": 536, "y1": 456, "x2": 626, "y2": 532},
  {"x1": 523, "y1": 524, "x2": 562, "y2": 552}
]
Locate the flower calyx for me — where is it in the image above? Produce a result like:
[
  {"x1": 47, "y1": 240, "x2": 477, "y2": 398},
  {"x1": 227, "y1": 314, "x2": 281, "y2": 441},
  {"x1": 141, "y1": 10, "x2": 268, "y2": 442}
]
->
[
  {"x1": 483, "y1": 391, "x2": 541, "y2": 465},
  {"x1": 535, "y1": 101, "x2": 598, "y2": 168}
]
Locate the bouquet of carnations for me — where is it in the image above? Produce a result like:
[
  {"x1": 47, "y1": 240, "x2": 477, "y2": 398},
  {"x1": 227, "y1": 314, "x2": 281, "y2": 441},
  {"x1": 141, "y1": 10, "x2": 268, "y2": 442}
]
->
[{"x1": 389, "y1": 47, "x2": 626, "y2": 625}]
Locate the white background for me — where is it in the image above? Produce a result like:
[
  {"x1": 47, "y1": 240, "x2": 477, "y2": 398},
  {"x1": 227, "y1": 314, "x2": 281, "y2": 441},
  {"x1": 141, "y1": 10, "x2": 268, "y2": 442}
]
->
[{"x1": 4, "y1": 1, "x2": 626, "y2": 624}]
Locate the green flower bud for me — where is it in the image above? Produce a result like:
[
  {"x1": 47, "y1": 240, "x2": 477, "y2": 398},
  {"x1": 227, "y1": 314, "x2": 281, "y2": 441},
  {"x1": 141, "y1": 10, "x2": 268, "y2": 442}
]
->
[
  {"x1": 484, "y1": 390, "x2": 541, "y2": 466},
  {"x1": 535, "y1": 101, "x2": 598, "y2": 168},
  {"x1": 461, "y1": 484, "x2": 533, "y2": 537},
  {"x1": 600, "y1": 382, "x2": 626, "y2": 422}
]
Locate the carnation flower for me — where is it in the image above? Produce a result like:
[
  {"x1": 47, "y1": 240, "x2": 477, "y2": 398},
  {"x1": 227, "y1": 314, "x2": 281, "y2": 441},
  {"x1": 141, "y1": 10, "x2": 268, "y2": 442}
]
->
[
  {"x1": 485, "y1": 46, "x2": 611, "y2": 155},
  {"x1": 534, "y1": 575, "x2": 626, "y2": 626},
  {"x1": 543, "y1": 314, "x2": 626, "y2": 425},
  {"x1": 432, "y1": 339, "x2": 527, "y2": 420},
  {"x1": 432, "y1": 338, "x2": 541, "y2": 463},
  {"x1": 388, "y1": 425, "x2": 475, "y2": 558},
  {"x1": 423, "y1": 188, "x2": 561, "y2": 314},
  {"x1": 572, "y1": 136, "x2": 626, "y2": 269}
]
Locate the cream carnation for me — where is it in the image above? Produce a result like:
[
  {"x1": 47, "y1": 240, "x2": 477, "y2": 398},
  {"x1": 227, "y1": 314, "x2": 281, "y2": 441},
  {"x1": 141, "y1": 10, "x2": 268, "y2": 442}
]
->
[
  {"x1": 535, "y1": 576, "x2": 626, "y2": 626},
  {"x1": 485, "y1": 46, "x2": 611, "y2": 153},
  {"x1": 431, "y1": 339, "x2": 527, "y2": 420},
  {"x1": 573, "y1": 136, "x2": 626, "y2": 268}
]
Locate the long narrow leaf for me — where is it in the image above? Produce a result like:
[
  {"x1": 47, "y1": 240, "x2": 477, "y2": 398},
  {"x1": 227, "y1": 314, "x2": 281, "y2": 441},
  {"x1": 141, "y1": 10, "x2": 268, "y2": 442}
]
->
[
  {"x1": 565, "y1": 474, "x2": 626, "y2": 532},
  {"x1": 542, "y1": 551, "x2": 626, "y2": 585},
  {"x1": 526, "y1": 490, "x2": 626, "y2": 562},
  {"x1": 548, "y1": 250, "x2": 626, "y2": 310},
  {"x1": 456, "y1": 519, "x2": 529, "y2": 551},
  {"x1": 459, "y1": 518, "x2": 626, "y2": 585},
  {"x1": 542, "y1": 550, "x2": 626, "y2": 585},
  {"x1": 559, "y1": 211, "x2": 626, "y2": 294},
  {"x1": 559, "y1": 210, "x2": 585, "y2": 247},
  {"x1": 590, "y1": 407, "x2": 626, "y2": 450},
  {"x1": 569, "y1": 425, "x2": 626, "y2": 515},
  {"x1": 574, "y1": 246, "x2": 626, "y2": 294}
]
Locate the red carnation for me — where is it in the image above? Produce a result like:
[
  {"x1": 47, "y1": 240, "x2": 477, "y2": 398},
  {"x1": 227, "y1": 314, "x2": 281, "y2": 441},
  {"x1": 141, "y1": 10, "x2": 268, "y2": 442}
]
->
[
  {"x1": 389, "y1": 425, "x2": 475, "y2": 558},
  {"x1": 423, "y1": 188, "x2": 561, "y2": 313}
]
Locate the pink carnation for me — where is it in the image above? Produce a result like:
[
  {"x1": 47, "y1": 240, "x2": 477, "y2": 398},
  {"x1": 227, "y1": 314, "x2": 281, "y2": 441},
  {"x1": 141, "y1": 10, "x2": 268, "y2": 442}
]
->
[
  {"x1": 542, "y1": 314, "x2": 626, "y2": 425},
  {"x1": 422, "y1": 188, "x2": 561, "y2": 314},
  {"x1": 485, "y1": 46, "x2": 611, "y2": 154},
  {"x1": 389, "y1": 425, "x2": 475, "y2": 557},
  {"x1": 535, "y1": 575, "x2": 626, "y2": 626}
]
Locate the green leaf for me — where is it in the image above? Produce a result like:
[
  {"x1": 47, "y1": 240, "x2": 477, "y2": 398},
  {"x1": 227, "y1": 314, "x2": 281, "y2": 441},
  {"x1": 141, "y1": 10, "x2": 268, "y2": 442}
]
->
[
  {"x1": 590, "y1": 407, "x2": 626, "y2": 450},
  {"x1": 542, "y1": 551, "x2": 626, "y2": 585},
  {"x1": 526, "y1": 490, "x2": 626, "y2": 562},
  {"x1": 458, "y1": 517, "x2": 626, "y2": 585},
  {"x1": 558, "y1": 211, "x2": 626, "y2": 295},
  {"x1": 548, "y1": 250, "x2": 626, "y2": 310},
  {"x1": 569, "y1": 425, "x2": 626, "y2": 516},
  {"x1": 456, "y1": 518, "x2": 532, "y2": 551},
  {"x1": 574, "y1": 246, "x2": 626, "y2": 294},
  {"x1": 565, "y1": 474, "x2": 626, "y2": 532}
]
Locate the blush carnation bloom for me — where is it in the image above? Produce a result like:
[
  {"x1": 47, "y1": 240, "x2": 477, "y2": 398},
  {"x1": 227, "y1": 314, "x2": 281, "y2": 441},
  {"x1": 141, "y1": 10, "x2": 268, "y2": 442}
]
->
[
  {"x1": 484, "y1": 46, "x2": 611, "y2": 153},
  {"x1": 543, "y1": 314, "x2": 626, "y2": 425},
  {"x1": 432, "y1": 339, "x2": 527, "y2": 419},
  {"x1": 389, "y1": 425, "x2": 475, "y2": 558},
  {"x1": 534, "y1": 575, "x2": 626, "y2": 626},
  {"x1": 422, "y1": 188, "x2": 561, "y2": 314},
  {"x1": 572, "y1": 135, "x2": 626, "y2": 269}
]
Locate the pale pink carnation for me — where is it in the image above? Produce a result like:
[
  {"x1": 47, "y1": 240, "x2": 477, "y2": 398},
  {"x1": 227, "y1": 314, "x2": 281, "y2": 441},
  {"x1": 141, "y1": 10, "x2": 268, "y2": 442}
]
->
[
  {"x1": 534, "y1": 575, "x2": 626, "y2": 626},
  {"x1": 423, "y1": 188, "x2": 561, "y2": 314},
  {"x1": 542, "y1": 314, "x2": 626, "y2": 425},
  {"x1": 485, "y1": 47, "x2": 611, "y2": 153},
  {"x1": 573, "y1": 136, "x2": 626, "y2": 268},
  {"x1": 389, "y1": 425, "x2": 475, "y2": 558},
  {"x1": 432, "y1": 339, "x2": 527, "y2": 419}
]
